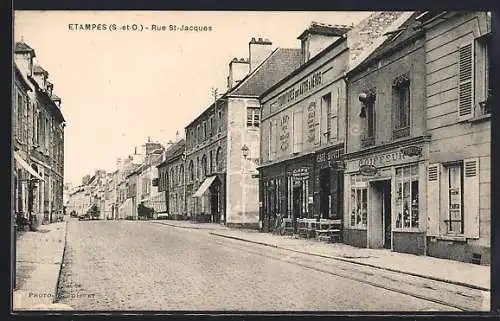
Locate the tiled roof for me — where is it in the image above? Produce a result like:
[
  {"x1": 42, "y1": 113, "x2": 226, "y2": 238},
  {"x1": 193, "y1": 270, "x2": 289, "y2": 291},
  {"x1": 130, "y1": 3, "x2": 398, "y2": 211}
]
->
[
  {"x1": 14, "y1": 63, "x2": 31, "y2": 91},
  {"x1": 33, "y1": 64, "x2": 48, "y2": 76},
  {"x1": 230, "y1": 48, "x2": 302, "y2": 97},
  {"x1": 163, "y1": 139, "x2": 186, "y2": 163},
  {"x1": 346, "y1": 11, "x2": 414, "y2": 71},
  {"x1": 51, "y1": 93, "x2": 61, "y2": 101},
  {"x1": 298, "y1": 22, "x2": 352, "y2": 40},
  {"x1": 15, "y1": 42, "x2": 35, "y2": 55}
]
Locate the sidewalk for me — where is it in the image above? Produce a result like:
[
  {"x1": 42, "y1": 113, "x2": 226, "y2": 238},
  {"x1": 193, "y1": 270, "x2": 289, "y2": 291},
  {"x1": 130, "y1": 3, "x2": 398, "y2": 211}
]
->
[
  {"x1": 13, "y1": 221, "x2": 72, "y2": 311},
  {"x1": 206, "y1": 228, "x2": 490, "y2": 291},
  {"x1": 151, "y1": 219, "x2": 231, "y2": 231}
]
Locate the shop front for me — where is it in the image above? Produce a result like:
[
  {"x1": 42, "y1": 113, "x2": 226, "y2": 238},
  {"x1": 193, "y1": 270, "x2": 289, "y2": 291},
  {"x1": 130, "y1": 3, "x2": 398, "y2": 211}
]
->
[
  {"x1": 259, "y1": 154, "x2": 315, "y2": 232},
  {"x1": 343, "y1": 140, "x2": 428, "y2": 255},
  {"x1": 314, "y1": 144, "x2": 344, "y2": 221}
]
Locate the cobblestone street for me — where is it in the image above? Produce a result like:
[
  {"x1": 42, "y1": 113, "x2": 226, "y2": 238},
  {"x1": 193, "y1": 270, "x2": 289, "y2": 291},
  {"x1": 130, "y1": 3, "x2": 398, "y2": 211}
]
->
[{"x1": 54, "y1": 219, "x2": 472, "y2": 311}]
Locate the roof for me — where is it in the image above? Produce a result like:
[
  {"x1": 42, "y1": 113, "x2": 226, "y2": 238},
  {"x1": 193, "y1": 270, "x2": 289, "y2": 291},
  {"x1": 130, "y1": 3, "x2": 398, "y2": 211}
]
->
[
  {"x1": 33, "y1": 64, "x2": 48, "y2": 76},
  {"x1": 346, "y1": 11, "x2": 414, "y2": 72},
  {"x1": 298, "y1": 22, "x2": 352, "y2": 40},
  {"x1": 350, "y1": 12, "x2": 424, "y2": 75},
  {"x1": 229, "y1": 48, "x2": 302, "y2": 97},
  {"x1": 14, "y1": 64, "x2": 32, "y2": 91},
  {"x1": 157, "y1": 139, "x2": 185, "y2": 167},
  {"x1": 15, "y1": 42, "x2": 36, "y2": 56},
  {"x1": 51, "y1": 93, "x2": 61, "y2": 101},
  {"x1": 28, "y1": 76, "x2": 65, "y2": 123}
]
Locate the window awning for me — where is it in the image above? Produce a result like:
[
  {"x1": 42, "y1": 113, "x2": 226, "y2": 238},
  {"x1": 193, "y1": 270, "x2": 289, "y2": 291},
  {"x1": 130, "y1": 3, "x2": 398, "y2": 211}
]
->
[
  {"x1": 14, "y1": 152, "x2": 44, "y2": 181},
  {"x1": 192, "y1": 175, "x2": 217, "y2": 198}
]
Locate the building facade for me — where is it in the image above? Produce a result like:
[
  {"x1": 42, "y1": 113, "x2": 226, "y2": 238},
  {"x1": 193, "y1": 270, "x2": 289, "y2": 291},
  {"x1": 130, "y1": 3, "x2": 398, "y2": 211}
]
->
[
  {"x1": 418, "y1": 11, "x2": 491, "y2": 264},
  {"x1": 344, "y1": 12, "x2": 428, "y2": 254},
  {"x1": 184, "y1": 37, "x2": 302, "y2": 228},
  {"x1": 259, "y1": 23, "x2": 351, "y2": 232},
  {"x1": 157, "y1": 139, "x2": 186, "y2": 220},
  {"x1": 13, "y1": 41, "x2": 66, "y2": 228}
]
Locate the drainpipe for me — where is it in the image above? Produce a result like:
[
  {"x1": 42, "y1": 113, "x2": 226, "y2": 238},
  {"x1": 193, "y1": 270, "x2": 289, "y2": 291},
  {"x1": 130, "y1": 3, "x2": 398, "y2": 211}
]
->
[
  {"x1": 182, "y1": 154, "x2": 187, "y2": 220},
  {"x1": 342, "y1": 71, "x2": 349, "y2": 231}
]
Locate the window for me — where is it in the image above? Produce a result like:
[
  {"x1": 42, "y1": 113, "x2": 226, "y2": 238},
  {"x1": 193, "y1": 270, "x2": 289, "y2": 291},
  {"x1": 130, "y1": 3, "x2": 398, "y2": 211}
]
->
[
  {"x1": 209, "y1": 150, "x2": 213, "y2": 173},
  {"x1": 322, "y1": 93, "x2": 332, "y2": 142},
  {"x1": 189, "y1": 160, "x2": 194, "y2": 182},
  {"x1": 477, "y1": 34, "x2": 493, "y2": 115},
  {"x1": 203, "y1": 121, "x2": 207, "y2": 139},
  {"x1": 33, "y1": 108, "x2": 39, "y2": 146},
  {"x1": 247, "y1": 107, "x2": 260, "y2": 128},
  {"x1": 201, "y1": 154, "x2": 207, "y2": 178},
  {"x1": 45, "y1": 117, "x2": 50, "y2": 151},
  {"x1": 350, "y1": 187, "x2": 367, "y2": 228},
  {"x1": 196, "y1": 157, "x2": 200, "y2": 179},
  {"x1": 395, "y1": 165, "x2": 419, "y2": 229},
  {"x1": 17, "y1": 93, "x2": 23, "y2": 140},
  {"x1": 268, "y1": 121, "x2": 273, "y2": 161},
  {"x1": 208, "y1": 117, "x2": 213, "y2": 137},
  {"x1": 180, "y1": 164, "x2": 184, "y2": 185},
  {"x1": 218, "y1": 111, "x2": 223, "y2": 132},
  {"x1": 392, "y1": 74, "x2": 410, "y2": 139},
  {"x1": 215, "y1": 147, "x2": 222, "y2": 172},
  {"x1": 197, "y1": 125, "x2": 201, "y2": 144},
  {"x1": 361, "y1": 90, "x2": 376, "y2": 147},
  {"x1": 445, "y1": 163, "x2": 464, "y2": 234}
]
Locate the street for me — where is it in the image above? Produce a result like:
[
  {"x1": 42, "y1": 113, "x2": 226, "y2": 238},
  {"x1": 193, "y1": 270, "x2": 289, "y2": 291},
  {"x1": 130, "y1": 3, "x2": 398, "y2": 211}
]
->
[{"x1": 53, "y1": 219, "x2": 481, "y2": 311}]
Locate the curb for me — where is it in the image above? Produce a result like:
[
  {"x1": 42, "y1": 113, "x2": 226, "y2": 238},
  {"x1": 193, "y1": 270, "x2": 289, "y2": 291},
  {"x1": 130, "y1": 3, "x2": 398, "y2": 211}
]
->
[
  {"x1": 53, "y1": 221, "x2": 69, "y2": 304},
  {"x1": 150, "y1": 221, "x2": 227, "y2": 231},
  {"x1": 209, "y1": 232, "x2": 490, "y2": 292}
]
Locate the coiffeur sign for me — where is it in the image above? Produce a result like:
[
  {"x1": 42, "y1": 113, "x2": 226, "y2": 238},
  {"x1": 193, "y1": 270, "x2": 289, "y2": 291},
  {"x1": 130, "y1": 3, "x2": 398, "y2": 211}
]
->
[{"x1": 347, "y1": 144, "x2": 423, "y2": 173}]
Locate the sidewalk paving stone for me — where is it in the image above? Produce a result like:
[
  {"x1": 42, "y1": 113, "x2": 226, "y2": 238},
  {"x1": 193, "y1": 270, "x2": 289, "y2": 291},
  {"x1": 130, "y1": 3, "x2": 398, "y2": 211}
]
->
[
  {"x1": 207, "y1": 228, "x2": 490, "y2": 291},
  {"x1": 13, "y1": 221, "x2": 68, "y2": 311}
]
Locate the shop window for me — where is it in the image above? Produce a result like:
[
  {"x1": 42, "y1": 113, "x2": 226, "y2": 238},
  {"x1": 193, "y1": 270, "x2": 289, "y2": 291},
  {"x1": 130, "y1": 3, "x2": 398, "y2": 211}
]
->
[
  {"x1": 445, "y1": 163, "x2": 464, "y2": 234},
  {"x1": 392, "y1": 74, "x2": 410, "y2": 140},
  {"x1": 247, "y1": 107, "x2": 260, "y2": 128},
  {"x1": 395, "y1": 165, "x2": 419, "y2": 229},
  {"x1": 350, "y1": 187, "x2": 367, "y2": 228}
]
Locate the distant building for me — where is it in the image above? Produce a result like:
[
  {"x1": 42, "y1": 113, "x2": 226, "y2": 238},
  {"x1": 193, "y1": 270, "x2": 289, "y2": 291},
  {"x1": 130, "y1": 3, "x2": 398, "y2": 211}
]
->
[{"x1": 157, "y1": 138, "x2": 185, "y2": 219}]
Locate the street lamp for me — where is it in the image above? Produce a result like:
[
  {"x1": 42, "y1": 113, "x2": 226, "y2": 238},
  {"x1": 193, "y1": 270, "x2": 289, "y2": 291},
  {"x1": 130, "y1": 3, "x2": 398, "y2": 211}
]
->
[{"x1": 241, "y1": 144, "x2": 249, "y2": 159}]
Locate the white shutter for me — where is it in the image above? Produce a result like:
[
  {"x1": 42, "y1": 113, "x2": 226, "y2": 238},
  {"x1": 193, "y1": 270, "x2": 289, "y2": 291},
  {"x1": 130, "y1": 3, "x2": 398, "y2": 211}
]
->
[
  {"x1": 463, "y1": 158, "x2": 480, "y2": 239},
  {"x1": 458, "y1": 42, "x2": 474, "y2": 121},
  {"x1": 292, "y1": 110, "x2": 303, "y2": 154},
  {"x1": 427, "y1": 164, "x2": 441, "y2": 236}
]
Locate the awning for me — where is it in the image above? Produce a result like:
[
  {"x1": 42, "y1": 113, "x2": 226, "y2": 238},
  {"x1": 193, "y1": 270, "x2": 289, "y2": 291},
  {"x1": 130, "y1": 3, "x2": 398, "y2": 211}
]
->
[
  {"x1": 14, "y1": 152, "x2": 44, "y2": 181},
  {"x1": 192, "y1": 175, "x2": 217, "y2": 198}
]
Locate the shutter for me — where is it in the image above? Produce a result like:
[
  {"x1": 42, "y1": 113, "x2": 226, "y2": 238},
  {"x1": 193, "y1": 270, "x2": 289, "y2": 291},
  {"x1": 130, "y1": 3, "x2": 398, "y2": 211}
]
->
[
  {"x1": 292, "y1": 110, "x2": 303, "y2": 153},
  {"x1": 427, "y1": 163, "x2": 441, "y2": 236},
  {"x1": 463, "y1": 158, "x2": 480, "y2": 239},
  {"x1": 458, "y1": 42, "x2": 474, "y2": 121}
]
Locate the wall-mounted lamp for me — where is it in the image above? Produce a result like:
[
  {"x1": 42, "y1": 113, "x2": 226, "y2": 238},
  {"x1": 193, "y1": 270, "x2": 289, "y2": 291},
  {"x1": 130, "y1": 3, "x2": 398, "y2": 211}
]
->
[{"x1": 241, "y1": 144, "x2": 249, "y2": 159}]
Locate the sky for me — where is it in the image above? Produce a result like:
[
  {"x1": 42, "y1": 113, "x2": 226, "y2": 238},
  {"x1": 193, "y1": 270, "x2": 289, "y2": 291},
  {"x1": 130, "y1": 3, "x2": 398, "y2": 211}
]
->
[{"x1": 14, "y1": 10, "x2": 371, "y2": 187}]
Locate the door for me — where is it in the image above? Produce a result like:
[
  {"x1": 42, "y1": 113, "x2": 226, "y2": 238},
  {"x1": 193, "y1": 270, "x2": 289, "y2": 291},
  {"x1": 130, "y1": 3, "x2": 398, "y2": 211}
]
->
[
  {"x1": 368, "y1": 180, "x2": 391, "y2": 248},
  {"x1": 319, "y1": 168, "x2": 331, "y2": 219},
  {"x1": 210, "y1": 181, "x2": 220, "y2": 223},
  {"x1": 293, "y1": 184, "x2": 302, "y2": 219},
  {"x1": 382, "y1": 182, "x2": 392, "y2": 249}
]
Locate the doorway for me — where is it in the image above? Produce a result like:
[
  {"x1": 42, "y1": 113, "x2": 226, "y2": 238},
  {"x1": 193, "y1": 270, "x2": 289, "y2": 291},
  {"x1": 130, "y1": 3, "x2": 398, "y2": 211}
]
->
[
  {"x1": 369, "y1": 180, "x2": 392, "y2": 249},
  {"x1": 210, "y1": 179, "x2": 221, "y2": 223},
  {"x1": 319, "y1": 168, "x2": 331, "y2": 219},
  {"x1": 292, "y1": 184, "x2": 302, "y2": 220}
]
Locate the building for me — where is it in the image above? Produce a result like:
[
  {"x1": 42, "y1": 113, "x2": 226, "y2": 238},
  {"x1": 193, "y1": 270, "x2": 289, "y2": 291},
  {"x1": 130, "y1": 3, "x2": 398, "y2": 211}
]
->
[
  {"x1": 67, "y1": 185, "x2": 90, "y2": 216},
  {"x1": 137, "y1": 140, "x2": 164, "y2": 217},
  {"x1": 184, "y1": 37, "x2": 302, "y2": 227},
  {"x1": 417, "y1": 11, "x2": 491, "y2": 264},
  {"x1": 343, "y1": 12, "x2": 427, "y2": 253},
  {"x1": 157, "y1": 138, "x2": 186, "y2": 220},
  {"x1": 258, "y1": 22, "x2": 352, "y2": 231},
  {"x1": 258, "y1": 12, "x2": 410, "y2": 233},
  {"x1": 13, "y1": 41, "x2": 66, "y2": 227}
]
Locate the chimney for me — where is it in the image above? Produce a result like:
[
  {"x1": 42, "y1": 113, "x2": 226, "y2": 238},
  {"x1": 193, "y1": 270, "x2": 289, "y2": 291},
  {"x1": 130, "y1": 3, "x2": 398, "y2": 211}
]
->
[
  {"x1": 249, "y1": 37, "x2": 273, "y2": 72},
  {"x1": 14, "y1": 41, "x2": 36, "y2": 78},
  {"x1": 227, "y1": 57, "x2": 250, "y2": 90},
  {"x1": 298, "y1": 22, "x2": 352, "y2": 64}
]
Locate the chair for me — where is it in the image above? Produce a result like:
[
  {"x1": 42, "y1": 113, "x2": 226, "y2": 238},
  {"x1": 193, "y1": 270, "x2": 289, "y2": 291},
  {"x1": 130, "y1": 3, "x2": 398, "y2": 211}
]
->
[
  {"x1": 297, "y1": 218, "x2": 308, "y2": 238},
  {"x1": 282, "y1": 218, "x2": 294, "y2": 235},
  {"x1": 315, "y1": 219, "x2": 342, "y2": 243}
]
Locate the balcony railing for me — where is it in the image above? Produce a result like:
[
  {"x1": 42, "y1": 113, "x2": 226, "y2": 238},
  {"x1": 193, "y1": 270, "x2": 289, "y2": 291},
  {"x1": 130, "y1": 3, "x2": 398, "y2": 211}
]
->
[
  {"x1": 361, "y1": 136, "x2": 375, "y2": 148},
  {"x1": 392, "y1": 127, "x2": 410, "y2": 140}
]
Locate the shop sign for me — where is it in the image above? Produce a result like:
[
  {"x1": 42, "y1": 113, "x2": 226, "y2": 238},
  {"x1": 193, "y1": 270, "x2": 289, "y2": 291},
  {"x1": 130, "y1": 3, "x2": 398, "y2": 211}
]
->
[
  {"x1": 401, "y1": 145, "x2": 423, "y2": 157},
  {"x1": 359, "y1": 164, "x2": 377, "y2": 176},
  {"x1": 316, "y1": 148, "x2": 343, "y2": 163},
  {"x1": 292, "y1": 167, "x2": 309, "y2": 179},
  {"x1": 279, "y1": 114, "x2": 290, "y2": 151},
  {"x1": 276, "y1": 71, "x2": 323, "y2": 107},
  {"x1": 306, "y1": 102, "x2": 316, "y2": 144},
  {"x1": 349, "y1": 146, "x2": 423, "y2": 172}
]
